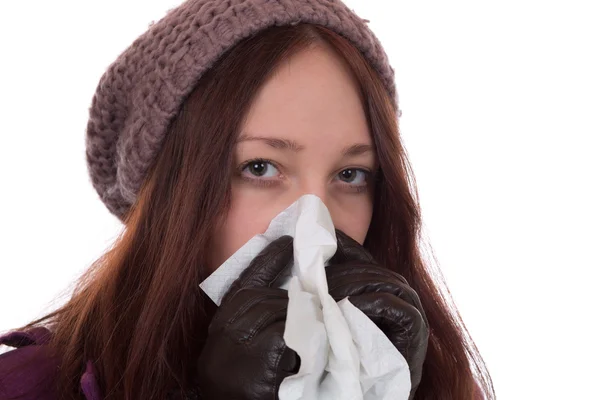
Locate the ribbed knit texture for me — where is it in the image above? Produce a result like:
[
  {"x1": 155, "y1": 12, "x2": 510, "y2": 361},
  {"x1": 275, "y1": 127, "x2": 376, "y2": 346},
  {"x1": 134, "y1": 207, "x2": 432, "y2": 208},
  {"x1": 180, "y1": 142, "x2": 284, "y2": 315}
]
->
[{"x1": 85, "y1": 0, "x2": 399, "y2": 222}]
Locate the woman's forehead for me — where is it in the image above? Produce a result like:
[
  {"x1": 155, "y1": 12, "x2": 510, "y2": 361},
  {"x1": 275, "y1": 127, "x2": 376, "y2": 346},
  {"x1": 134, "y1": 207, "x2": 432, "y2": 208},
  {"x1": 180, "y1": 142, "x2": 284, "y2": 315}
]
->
[
  {"x1": 240, "y1": 46, "x2": 372, "y2": 149},
  {"x1": 235, "y1": 133, "x2": 374, "y2": 158}
]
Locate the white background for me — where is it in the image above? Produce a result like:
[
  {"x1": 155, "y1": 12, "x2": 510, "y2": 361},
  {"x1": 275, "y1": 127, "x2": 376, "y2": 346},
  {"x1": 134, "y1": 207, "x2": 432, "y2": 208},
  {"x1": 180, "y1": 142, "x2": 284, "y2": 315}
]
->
[{"x1": 1, "y1": 1, "x2": 598, "y2": 398}]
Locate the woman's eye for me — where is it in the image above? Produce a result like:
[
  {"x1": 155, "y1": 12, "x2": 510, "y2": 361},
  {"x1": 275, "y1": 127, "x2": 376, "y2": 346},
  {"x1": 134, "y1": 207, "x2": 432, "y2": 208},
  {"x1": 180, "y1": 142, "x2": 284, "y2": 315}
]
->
[
  {"x1": 241, "y1": 159, "x2": 279, "y2": 178},
  {"x1": 338, "y1": 169, "x2": 369, "y2": 185},
  {"x1": 237, "y1": 158, "x2": 371, "y2": 192}
]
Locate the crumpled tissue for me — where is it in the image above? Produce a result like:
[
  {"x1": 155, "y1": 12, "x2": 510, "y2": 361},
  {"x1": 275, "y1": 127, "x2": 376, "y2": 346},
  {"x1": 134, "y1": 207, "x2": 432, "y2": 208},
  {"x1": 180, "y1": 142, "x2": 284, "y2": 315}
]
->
[{"x1": 200, "y1": 194, "x2": 411, "y2": 400}]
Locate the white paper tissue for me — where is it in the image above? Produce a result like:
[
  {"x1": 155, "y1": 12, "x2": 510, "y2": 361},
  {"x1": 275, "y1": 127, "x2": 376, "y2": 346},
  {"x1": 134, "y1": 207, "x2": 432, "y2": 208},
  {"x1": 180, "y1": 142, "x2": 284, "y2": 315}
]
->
[{"x1": 199, "y1": 194, "x2": 411, "y2": 400}]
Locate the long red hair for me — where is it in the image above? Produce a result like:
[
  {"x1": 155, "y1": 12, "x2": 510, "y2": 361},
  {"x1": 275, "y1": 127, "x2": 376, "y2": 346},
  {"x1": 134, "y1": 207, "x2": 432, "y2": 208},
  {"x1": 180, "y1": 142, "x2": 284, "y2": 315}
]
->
[{"x1": 5, "y1": 24, "x2": 495, "y2": 399}]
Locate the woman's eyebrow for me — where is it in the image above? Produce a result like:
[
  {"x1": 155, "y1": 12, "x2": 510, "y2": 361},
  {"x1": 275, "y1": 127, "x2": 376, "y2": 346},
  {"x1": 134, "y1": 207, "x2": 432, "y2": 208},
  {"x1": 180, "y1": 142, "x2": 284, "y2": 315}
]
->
[
  {"x1": 236, "y1": 134, "x2": 373, "y2": 157},
  {"x1": 342, "y1": 143, "x2": 374, "y2": 157},
  {"x1": 236, "y1": 134, "x2": 305, "y2": 152}
]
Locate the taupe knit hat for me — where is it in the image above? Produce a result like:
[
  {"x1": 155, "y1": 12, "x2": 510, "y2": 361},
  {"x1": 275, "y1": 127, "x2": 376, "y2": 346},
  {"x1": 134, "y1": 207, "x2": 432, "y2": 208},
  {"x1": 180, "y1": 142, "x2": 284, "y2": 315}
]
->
[{"x1": 85, "y1": 0, "x2": 399, "y2": 222}]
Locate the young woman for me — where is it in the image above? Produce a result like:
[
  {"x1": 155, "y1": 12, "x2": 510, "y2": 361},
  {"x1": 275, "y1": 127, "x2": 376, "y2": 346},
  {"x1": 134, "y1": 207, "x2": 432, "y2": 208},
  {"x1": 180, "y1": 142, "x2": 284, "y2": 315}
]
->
[{"x1": 0, "y1": 0, "x2": 495, "y2": 399}]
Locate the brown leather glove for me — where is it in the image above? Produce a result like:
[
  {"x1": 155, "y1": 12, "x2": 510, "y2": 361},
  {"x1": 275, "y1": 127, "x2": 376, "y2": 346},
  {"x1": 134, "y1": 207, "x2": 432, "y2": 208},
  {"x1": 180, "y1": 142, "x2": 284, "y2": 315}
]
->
[
  {"x1": 326, "y1": 229, "x2": 430, "y2": 400},
  {"x1": 196, "y1": 235, "x2": 299, "y2": 400}
]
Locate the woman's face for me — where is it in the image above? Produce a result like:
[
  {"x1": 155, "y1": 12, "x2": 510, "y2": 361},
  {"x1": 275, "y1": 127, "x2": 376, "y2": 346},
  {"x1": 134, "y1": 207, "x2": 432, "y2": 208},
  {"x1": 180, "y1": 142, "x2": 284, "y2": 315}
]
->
[{"x1": 207, "y1": 44, "x2": 377, "y2": 272}]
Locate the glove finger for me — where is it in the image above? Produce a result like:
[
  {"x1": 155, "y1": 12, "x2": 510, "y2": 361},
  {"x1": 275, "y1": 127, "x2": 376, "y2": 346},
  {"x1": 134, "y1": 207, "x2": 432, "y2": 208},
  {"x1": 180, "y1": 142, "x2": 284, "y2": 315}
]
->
[
  {"x1": 199, "y1": 319, "x2": 293, "y2": 400},
  {"x1": 200, "y1": 290, "x2": 293, "y2": 400},
  {"x1": 326, "y1": 261, "x2": 409, "y2": 286},
  {"x1": 249, "y1": 320, "x2": 301, "y2": 398},
  {"x1": 328, "y1": 273, "x2": 426, "y2": 323},
  {"x1": 212, "y1": 287, "x2": 288, "y2": 334},
  {"x1": 280, "y1": 346, "x2": 301, "y2": 377},
  {"x1": 223, "y1": 235, "x2": 294, "y2": 304},
  {"x1": 330, "y1": 275, "x2": 417, "y2": 310},
  {"x1": 349, "y1": 293, "x2": 428, "y2": 391},
  {"x1": 349, "y1": 293, "x2": 429, "y2": 353},
  {"x1": 259, "y1": 320, "x2": 301, "y2": 378},
  {"x1": 329, "y1": 228, "x2": 378, "y2": 265},
  {"x1": 326, "y1": 263, "x2": 428, "y2": 329}
]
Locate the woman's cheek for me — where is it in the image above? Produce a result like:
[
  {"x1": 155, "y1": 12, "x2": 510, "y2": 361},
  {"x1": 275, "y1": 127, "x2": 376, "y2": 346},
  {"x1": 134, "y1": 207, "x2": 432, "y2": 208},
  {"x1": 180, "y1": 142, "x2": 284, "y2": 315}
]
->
[
  {"x1": 330, "y1": 207, "x2": 372, "y2": 245},
  {"x1": 212, "y1": 183, "x2": 373, "y2": 269},
  {"x1": 214, "y1": 186, "x2": 282, "y2": 264}
]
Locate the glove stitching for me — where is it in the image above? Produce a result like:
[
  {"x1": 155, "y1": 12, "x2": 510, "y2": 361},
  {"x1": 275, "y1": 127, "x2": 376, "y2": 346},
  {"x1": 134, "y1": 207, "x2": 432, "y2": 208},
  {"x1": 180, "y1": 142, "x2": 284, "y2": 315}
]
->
[
  {"x1": 271, "y1": 337, "x2": 295, "y2": 399},
  {"x1": 326, "y1": 263, "x2": 409, "y2": 285},
  {"x1": 221, "y1": 292, "x2": 287, "y2": 338},
  {"x1": 242, "y1": 303, "x2": 288, "y2": 343},
  {"x1": 328, "y1": 278, "x2": 420, "y2": 310},
  {"x1": 359, "y1": 309, "x2": 420, "y2": 357},
  {"x1": 238, "y1": 239, "x2": 293, "y2": 289}
]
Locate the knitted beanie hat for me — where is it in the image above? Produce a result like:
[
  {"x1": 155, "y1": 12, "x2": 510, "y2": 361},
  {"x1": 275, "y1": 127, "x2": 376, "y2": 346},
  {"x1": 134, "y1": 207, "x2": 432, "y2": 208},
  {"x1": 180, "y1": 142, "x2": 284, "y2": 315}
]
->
[{"x1": 85, "y1": 0, "x2": 399, "y2": 222}]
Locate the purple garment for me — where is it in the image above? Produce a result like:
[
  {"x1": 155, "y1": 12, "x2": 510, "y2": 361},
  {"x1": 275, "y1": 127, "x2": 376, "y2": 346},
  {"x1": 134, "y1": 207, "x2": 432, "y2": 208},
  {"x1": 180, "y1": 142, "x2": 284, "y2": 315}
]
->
[
  {"x1": 1, "y1": 329, "x2": 484, "y2": 399},
  {"x1": 0, "y1": 327, "x2": 101, "y2": 399}
]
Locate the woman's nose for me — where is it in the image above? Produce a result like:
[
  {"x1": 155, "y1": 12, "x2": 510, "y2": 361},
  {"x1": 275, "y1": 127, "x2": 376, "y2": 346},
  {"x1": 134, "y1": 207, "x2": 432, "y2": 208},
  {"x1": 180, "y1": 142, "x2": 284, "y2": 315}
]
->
[
  {"x1": 291, "y1": 181, "x2": 341, "y2": 223},
  {"x1": 292, "y1": 179, "x2": 329, "y2": 206}
]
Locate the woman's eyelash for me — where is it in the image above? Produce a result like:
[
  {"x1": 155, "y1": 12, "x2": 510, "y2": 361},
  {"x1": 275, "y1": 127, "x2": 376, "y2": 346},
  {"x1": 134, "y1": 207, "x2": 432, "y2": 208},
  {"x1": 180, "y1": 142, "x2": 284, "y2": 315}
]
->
[
  {"x1": 237, "y1": 158, "x2": 372, "y2": 193},
  {"x1": 237, "y1": 157, "x2": 280, "y2": 179}
]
